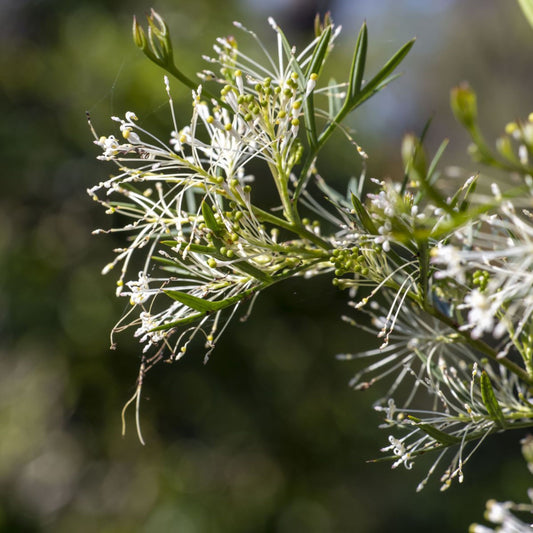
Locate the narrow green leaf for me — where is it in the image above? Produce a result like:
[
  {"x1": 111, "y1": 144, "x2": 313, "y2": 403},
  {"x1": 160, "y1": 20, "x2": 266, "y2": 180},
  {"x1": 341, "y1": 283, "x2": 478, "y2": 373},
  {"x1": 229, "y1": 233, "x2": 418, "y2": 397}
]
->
[
  {"x1": 363, "y1": 38, "x2": 415, "y2": 96},
  {"x1": 152, "y1": 286, "x2": 260, "y2": 332},
  {"x1": 305, "y1": 25, "x2": 332, "y2": 78},
  {"x1": 201, "y1": 201, "x2": 223, "y2": 235},
  {"x1": 165, "y1": 290, "x2": 220, "y2": 312},
  {"x1": 408, "y1": 416, "x2": 460, "y2": 447},
  {"x1": 351, "y1": 193, "x2": 378, "y2": 234},
  {"x1": 160, "y1": 240, "x2": 179, "y2": 247},
  {"x1": 480, "y1": 371, "x2": 507, "y2": 428},
  {"x1": 426, "y1": 139, "x2": 449, "y2": 185},
  {"x1": 518, "y1": 0, "x2": 533, "y2": 29},
  {"x1": 302, "y1": 26, "x2": 332, "y2": 149},
  {"x1": 151, "y1": 257, "x2": 206, "y2": 278},
  {"x1": 344, "y1": 38, "x2": 415, "y2": 114},
  {"x1": 151, "y1": 256, "x2": 181, "y2": 269},
  {"x1": 347, "y1": 22, "x2": 368, "y2": 102},
  {"x1": 150, "y1": 312, "x2": 205, "y2": 331},
  {"x1": 186, "y1": 243, "x2": 218, "y2": 255}
]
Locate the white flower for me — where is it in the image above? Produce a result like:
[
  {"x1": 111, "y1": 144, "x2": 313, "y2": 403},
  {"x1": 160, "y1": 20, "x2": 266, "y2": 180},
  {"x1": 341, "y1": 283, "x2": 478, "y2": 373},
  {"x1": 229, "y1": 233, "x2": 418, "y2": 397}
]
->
[
  {"x1": 134, "y1": 311, "x2": 167, "y2": 351},
  {"x1": 431, "y1": 244, "x2": 466, "y2": 284},
  {"x1": 472, "y1": 498, "x2": 533, "y2": 533},
  {"x1": 126, "y1": 271, "x2": 151, "y2": 305},
  {"x1": 460, "y1": 289, "x2": 502, "y2": 339},
  {"x1": 381, "y1": 435, "x2": 413, "y2": 470}
]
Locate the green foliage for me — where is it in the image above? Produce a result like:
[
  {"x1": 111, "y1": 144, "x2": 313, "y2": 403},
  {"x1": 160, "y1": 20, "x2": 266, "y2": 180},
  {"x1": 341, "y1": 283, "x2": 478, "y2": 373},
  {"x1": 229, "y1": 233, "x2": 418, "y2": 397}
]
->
[
  {"x1": 6, "y1": 2, "x2": 533, "y2": 532},
  {"x1": 91, "y1": 8, "x2": 533, "y2": 505}
]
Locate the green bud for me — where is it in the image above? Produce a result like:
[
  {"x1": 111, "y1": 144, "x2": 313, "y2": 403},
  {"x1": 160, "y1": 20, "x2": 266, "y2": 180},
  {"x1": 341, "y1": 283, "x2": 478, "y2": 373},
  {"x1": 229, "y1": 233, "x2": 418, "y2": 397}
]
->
[
  {"x1": 147, "y1": 8, "x2": 169, "y2": 41},
  {"x1": 314, "y1": 11, "x2": 333, "y2": 38},
  {"x1": 132, "y1": 16, "x2": 147, "y2": 50},
  {"x1": 450, "y1": 84, "x2": 478, "y2": 130}
]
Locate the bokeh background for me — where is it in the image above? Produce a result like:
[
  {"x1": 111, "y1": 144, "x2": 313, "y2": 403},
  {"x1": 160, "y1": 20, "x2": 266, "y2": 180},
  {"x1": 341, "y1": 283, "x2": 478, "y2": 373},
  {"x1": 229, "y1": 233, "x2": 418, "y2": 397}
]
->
[{"x1": 2, "y1": 0, "x2": 533, "y2": 531}]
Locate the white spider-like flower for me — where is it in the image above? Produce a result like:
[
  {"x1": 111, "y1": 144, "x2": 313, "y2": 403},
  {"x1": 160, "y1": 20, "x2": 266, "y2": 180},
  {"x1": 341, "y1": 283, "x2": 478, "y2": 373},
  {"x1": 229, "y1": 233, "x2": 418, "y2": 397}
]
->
[
  {"x1": 471, "y1": 497, "x2": 533, "y2": 533},
  {"x1": 460, "y1": 289, "x2": 505, "y2": 339},
  {"x1": 431, "y1": 244, "x2": 466, "y2": 284}
]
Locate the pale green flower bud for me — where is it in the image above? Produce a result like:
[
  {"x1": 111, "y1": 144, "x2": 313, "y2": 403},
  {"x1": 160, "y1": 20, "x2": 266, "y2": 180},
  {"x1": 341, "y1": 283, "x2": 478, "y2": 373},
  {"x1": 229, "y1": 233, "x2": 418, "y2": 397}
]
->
[{"x1": 451, "y1": 83, "x2": 478, "y2": 130}]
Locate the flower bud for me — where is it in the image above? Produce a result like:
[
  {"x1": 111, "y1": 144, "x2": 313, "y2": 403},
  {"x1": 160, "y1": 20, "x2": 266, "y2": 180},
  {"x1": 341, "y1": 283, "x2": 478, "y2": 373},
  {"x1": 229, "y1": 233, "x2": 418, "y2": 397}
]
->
[
  {"x1": 451, "y1": 83, "x2": 478, "y2": 130},
  {"x1": 132, "y1": 15, "x2": 147, "y2": 50}
]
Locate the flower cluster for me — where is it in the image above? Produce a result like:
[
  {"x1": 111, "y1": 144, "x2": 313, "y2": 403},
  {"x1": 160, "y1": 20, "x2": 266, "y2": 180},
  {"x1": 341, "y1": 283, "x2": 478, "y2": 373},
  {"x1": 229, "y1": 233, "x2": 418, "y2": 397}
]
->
[
  {"x1": 90, "y1": 11, "x2": 533, "y2": 514},
  {"x1": 89, "y1": 19, "x2": 345, "y2": 367}
]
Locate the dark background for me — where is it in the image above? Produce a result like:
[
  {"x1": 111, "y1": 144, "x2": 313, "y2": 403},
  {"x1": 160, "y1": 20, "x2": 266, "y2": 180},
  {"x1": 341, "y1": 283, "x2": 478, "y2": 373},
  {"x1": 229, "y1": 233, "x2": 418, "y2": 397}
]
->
[{"x1": 1, "y1": 0, "x2": 533, "y2": 531}]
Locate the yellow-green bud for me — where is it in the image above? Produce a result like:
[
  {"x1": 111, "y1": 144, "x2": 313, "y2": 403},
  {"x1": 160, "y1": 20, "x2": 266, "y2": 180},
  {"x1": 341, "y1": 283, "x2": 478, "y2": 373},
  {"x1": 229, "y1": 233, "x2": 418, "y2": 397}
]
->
[
  {"x1": 450, "y1": 84, "x2": 478, "y2": 130},
  {"x1": 132, "y1": 16, "x2": 147, "y2": 50}
]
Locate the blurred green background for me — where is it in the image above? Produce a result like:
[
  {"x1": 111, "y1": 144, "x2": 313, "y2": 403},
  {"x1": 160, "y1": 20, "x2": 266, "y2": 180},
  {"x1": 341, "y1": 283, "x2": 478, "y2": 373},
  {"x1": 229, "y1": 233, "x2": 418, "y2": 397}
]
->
[{"x1": 2, "y1": 0, "x2": 533, "y2": 531}]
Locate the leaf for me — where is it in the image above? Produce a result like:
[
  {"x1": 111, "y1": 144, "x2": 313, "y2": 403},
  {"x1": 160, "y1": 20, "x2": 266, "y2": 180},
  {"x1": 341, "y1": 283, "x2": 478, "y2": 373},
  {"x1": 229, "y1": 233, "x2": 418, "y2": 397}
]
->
[
  {"x1": 201, "y1": 201, "x2": 223, "y2": 236},
  {"x1": 408, "y1": 416, "x2": 461, "y2": 447},
  {"x1": 305, "y1": 25, "x2": 332, "y2": 78},
  {"x1": 150, "y1": 312, "x2": 205, "y2": 331},
  {"x1": 153, "y1": 286, "x2": 260, "y2": 332},
  {"x1": 351, "y1": 193, "x2": 378, "y2": 234},
  {"x1": 518, "y1": 0, "x2": 533, "y2": 29},
  {"x1": 344, "y1": 38, "x2": 415, "y2": 113},
  {"x1": 426, "y1": 139, "x2": 449, "y2": 186},
  {"x1": 347, "y1": 22, "x2": 368, "y2": 102},
  {"x1": 302, "y1": 26, "x2": 332, "y2": 149},
  {"x1": 165, "y1": 290, "x2": 221, "y2": 312},
  {"x1": 480, "y1": 371, "x2": 507, "y2": 429}
]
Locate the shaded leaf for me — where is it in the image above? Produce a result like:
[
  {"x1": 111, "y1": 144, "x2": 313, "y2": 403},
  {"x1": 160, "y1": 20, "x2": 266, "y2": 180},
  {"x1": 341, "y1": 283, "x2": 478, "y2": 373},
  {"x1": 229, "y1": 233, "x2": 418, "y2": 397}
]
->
[
  {"x1": 351, "y1": 193, "x2": 378, "y2": 234},
  {"x1": 165, "y1": 290, "x2": 220, "y2": 312},
  {"x1": 347, "y1": 22, "x2": 368, "y2": 102},
  {"x1": 201, "y1": 201, "x2": 223, "y2": 236},
  {"x1": 408, "y1": 416, "x2": 461, "y2": 447},
  {"x1": 480, "y1": 371, "x2": 506, "y2": 429}
]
